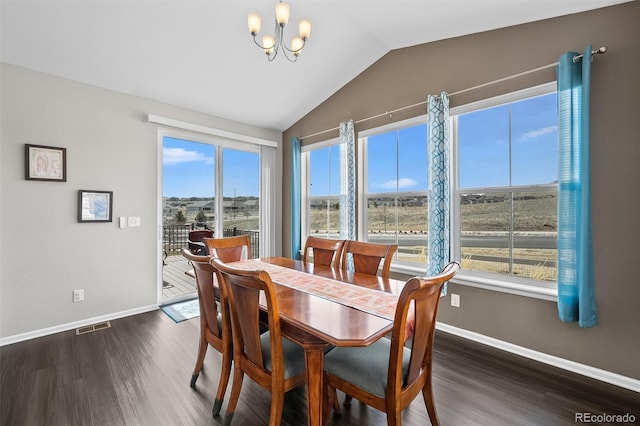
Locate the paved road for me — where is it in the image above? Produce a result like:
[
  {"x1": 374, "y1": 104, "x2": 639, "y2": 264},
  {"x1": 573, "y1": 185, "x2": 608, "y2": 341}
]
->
[{"x1": 367, "y1": 234, "x2": 556, "y2": 250}]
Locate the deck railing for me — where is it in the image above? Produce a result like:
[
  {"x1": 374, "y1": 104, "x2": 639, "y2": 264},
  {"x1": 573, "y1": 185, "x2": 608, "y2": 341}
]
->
[{"x1": 163, "y1": 224, "x2": 259, "y2": 259}]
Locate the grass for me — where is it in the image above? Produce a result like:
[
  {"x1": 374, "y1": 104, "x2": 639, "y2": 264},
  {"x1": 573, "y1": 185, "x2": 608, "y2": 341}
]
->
[{"x1": 309, "y1": 192, "x2": 558, "y2": 281}]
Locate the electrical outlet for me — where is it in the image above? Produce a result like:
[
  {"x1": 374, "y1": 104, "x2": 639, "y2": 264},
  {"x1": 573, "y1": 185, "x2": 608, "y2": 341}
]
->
[
  {"x1": 73, "y1": 289, "x2": 84, "y2": 303},
  {"x1": 451, "y1": 293, "x2": 460, "y2": 308}
]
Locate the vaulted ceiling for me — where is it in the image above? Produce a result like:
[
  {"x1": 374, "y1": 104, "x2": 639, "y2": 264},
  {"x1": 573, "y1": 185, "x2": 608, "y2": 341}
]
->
[{"x1": 0, "y1": 0, "x2": 630, "y2": 132}]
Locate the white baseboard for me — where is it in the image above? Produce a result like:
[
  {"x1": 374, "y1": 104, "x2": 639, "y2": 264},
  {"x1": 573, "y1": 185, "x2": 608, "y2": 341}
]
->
[
  {"x1": 436, "y1": 322, "x2": 640, "y2": 393},
  {"x1": 0, "y1": 304, "x2": 159, "y2": 347}
]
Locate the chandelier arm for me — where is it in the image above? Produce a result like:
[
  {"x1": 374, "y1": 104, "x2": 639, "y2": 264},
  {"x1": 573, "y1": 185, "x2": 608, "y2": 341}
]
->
[
  {"x1": 280, "y1": 47, "x2": 298, "y2": 62},
  {"x1": 281, "y1": 38, "x2": 306, "y2": 54},
  {"x1": 252, "y1": 36, "x2": 268, "y2": 50}
]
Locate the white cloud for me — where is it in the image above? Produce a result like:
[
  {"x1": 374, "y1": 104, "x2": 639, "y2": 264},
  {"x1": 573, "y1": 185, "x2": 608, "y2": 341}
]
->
[
  {"x1": 380, "y1": 177, "x2": 418, "y2": 190},
  {"x1": 163, "y1": 147, "x2": 214, "y2": 165},
  {"x1": 520, "y1": 126, "x2": 557, "y2": 141}
]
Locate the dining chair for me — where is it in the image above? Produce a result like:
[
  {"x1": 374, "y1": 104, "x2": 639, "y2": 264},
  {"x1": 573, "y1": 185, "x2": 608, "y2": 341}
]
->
[
  {"x1": 302, "y1": 235, "x2": 346, "y2": 267},
  {"x1": 322, "y1": 261, "x2": 460, "y2": 426},
  {"x1": 181, "y1": 248, "x2": 232, "y2": 417},
  {"x1": 203, "y1": 235, "x2": 252, "y2": 262},
  {"x1": 188, "y1": 229, "x2": 214, "y2": 255},
  {"x1": 340, "y1": 240, "x2": 398, "y2": 278},
  {"x1": 210, "y1": 257, "x2": 307, "y2": 426}
]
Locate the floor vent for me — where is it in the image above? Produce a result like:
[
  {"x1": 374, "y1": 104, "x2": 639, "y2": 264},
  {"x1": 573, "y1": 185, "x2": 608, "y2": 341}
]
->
[{"x1": 76, "y1": 321, "x2": 111, "y2": 335}]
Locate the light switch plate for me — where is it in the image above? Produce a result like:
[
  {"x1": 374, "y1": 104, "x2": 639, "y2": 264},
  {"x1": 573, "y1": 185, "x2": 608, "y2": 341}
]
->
[
  {"x1": 119, "y1": 217, "x2": 127, "y2": 228},
  {"x1": 127, "y1": 216, "x2": 141, "y2": 227}
]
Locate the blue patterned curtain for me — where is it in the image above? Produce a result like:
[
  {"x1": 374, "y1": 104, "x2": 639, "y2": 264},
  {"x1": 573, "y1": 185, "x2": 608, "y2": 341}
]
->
[
  {"x1": 427, "y1": 93, "x2": 450, "y2": 293},
  {"x1": 291, "y1": 137, "x2": 302, "y2": 260},
  {"x1": 339, "y1": 120, "x2": 356, "y2": 242},
  {"x1": 556, "y1": 46, "x2": 597, "y2": 327}
]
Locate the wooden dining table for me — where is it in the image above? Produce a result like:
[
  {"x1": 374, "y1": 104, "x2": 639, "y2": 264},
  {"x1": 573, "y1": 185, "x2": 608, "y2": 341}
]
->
[{"x1": 221, "y1": 256, "x2": 407, "y2": 426}]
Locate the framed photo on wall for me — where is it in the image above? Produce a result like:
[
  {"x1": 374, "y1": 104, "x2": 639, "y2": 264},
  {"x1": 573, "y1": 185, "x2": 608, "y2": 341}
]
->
[
  {"x1": 25, "y1": 144, "x2": 67, "y2": 182},
  {"x1": 78, "y1": 190, "x2": 113, "y2": 223}
]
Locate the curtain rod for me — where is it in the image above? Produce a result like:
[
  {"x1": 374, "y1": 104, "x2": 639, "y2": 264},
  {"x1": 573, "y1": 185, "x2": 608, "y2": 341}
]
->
[{"x1": 299, "y1": 46, "x2": 607, "y2": 141}]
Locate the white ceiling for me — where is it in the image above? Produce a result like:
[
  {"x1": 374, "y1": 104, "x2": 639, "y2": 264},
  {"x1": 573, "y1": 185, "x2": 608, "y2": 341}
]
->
[{"x1": 0, "y1": 0, "x2": 630, "y2": 132}]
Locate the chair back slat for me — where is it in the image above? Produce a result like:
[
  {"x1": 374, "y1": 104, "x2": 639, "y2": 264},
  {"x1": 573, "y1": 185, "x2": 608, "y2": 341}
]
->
[
  {"x1": 302, "y1": 236, "x2": 345, "y2": 267},
  {"x1": 406, "y1": 284, "x2": 442, "y2": 384},
  {"x1": 181, "y1": 249, "x2": 221, "y2": 337},
  {"x1": 212, "y1": 259, "x2": 284, "y2": 374},
  {"x1": 341, "y1": 240, "x2": 398, "y2": 278},
  {"x1": 203, "y1": 235, "x2": 251, "y2": 262},
  {"x1": 227, "y1": 276, "x2": 265, "y2": 368}
]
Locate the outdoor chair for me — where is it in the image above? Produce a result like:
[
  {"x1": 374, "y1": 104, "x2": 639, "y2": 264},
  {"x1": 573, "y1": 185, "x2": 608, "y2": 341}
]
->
[{"x1": 188, "y1": 229, "x2": 214, "y2": 255}]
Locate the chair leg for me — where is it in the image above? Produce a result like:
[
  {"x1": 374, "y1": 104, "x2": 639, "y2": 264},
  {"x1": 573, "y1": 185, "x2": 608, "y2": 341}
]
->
[
  {"x1": 332, "y1": 388, "x2": 341, "y2": 412},
  {"x1": 343, "y1": 394, "x2": 353, "y2": 406},
  {"x1": 322, "y1": 385, "x2": 332, "y2": 422},
  {"x1": 223, "y1": 368, "x2": 245, "y2": 425},
  {"x1": 422, "y1": 384, "x2": 440, "y2": 426},
  {"x1": 386, "y1": 410, "x2": 402, "y2": 426},
  {"x1": 268, "y1": 389, "x2": 285, "y2": 426},
  {"x1": 212, "y1": 348, "x2": 233, "y2": 416},
  {"x1": 190, "y1": 337, "x2": 208, "y2": 388}
]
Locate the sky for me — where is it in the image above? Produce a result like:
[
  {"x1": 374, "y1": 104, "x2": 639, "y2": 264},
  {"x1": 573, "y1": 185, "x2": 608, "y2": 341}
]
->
[
  {"x1": 163, "y1": 92, "x2": 557, "y2": 198},
  {"x1": 458, "y1": 92, "x2": 558, "y2": 189},
  {"x1": 163, "y1": 137, "x2": 259, "y2": 198},
  {"x1": 309, "y1": 92, "x2": 557, "y2": 195}
]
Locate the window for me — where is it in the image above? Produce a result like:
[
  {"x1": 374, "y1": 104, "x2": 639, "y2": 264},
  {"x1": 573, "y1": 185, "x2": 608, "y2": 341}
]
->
[
  {"x1": 453, "y1": 84, "x2": 558, "y2": 288},
  {"x1": 302, "y1": 140, "x2": 342, "y2": 239},
  {"x1": 360, "y1": 118, "x2": 428, "y2": 264},
  {"x1": 300, "y1": 84, "x2": 558, "y2": 295}
]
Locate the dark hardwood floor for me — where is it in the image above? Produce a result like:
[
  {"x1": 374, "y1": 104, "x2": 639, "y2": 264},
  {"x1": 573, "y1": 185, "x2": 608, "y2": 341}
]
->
[{"x1": 1, "y1": 310, "x2": 638, "y2": 426}]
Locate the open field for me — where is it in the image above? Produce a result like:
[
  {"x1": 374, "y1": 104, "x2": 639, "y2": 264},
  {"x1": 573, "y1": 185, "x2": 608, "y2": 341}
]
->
[
  {"x1": 309, "y1": 192, "x2": 557, "y2": 233},
  {"x1": 309, "y1": 193, "x2": 558, "y2": 281}
]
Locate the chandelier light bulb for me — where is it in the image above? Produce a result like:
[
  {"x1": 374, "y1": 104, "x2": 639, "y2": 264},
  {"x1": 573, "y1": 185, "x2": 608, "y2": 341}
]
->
[
  {"x1": 248, "y1": 13, "x2": 262, "y2": 35},
  {"x1": 275, "y1": 1, "x2": 290, "y2": 27},
  {"x1": 291, "y1": 37, "x2": 304, "y2": 55},
  {"x1": 298, "y1": 19, "x2": 311, "y2": 40},
  {"x1": 263, "y1": 35, "x2": 275, "y2": 55}
]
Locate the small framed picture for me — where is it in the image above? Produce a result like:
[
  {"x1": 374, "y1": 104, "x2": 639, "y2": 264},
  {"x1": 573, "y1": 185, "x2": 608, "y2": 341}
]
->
[
  {"x1": 25, "y1": 144, "x2": 67, "y2": 182},
  {"x1": 78, "y1": 190, "x2": 113, "y2": 223}
]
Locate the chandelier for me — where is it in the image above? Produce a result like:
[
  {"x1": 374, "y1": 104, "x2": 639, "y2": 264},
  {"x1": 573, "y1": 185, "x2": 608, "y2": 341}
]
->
[{"x1": 247, "y1": 1, "x2": 311, "y2": 62}]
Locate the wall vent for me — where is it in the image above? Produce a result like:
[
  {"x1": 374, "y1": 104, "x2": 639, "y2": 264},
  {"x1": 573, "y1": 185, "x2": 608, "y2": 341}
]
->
[{"x1": 76, "y1": 321, "x2": 111, "y2": 335}]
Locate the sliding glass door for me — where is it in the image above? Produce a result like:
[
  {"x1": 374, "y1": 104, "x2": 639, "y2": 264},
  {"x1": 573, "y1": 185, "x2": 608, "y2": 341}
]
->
[{"x1": 160, "y1": 134, "x2": 260, "y2": 303}]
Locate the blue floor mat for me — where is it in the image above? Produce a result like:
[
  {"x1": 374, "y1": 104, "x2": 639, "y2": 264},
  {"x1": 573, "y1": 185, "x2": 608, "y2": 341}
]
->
[{"x1": 160, "y1": 299, "x2": 199, "y2": 323}]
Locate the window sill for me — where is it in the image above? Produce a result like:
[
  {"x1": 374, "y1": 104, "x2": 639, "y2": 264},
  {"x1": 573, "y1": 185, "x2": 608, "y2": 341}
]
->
[{"x1": 391, "y1": 263, "x2": 557, "y2": 301}]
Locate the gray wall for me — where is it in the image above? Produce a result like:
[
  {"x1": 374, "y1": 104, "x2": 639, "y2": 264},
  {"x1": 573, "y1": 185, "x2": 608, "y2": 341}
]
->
[
  {"x1": 0, "y1": 63, "x2": 281, "y2": 339},
  {"x1": 283, "y1": 2, "x2": 640, "y2": 379}
]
